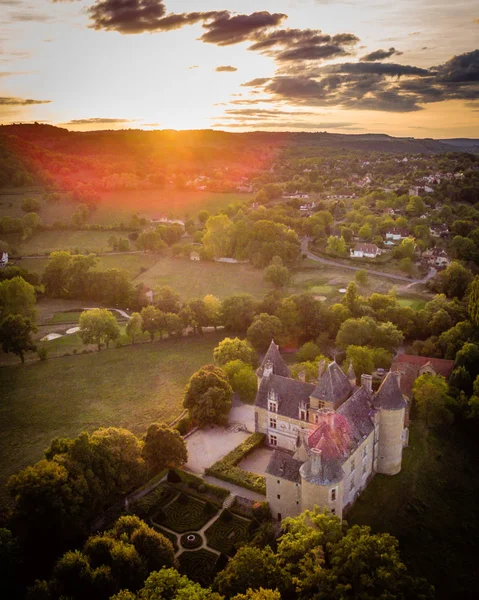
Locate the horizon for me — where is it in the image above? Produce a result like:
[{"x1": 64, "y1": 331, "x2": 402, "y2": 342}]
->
[{"x1": 0, "y1": 0, "x2": 478, "y2": 137}]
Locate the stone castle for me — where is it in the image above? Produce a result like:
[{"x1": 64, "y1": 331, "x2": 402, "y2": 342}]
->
[{"x1": 254, "y1": 341, "x2": 408, "y2": 520}]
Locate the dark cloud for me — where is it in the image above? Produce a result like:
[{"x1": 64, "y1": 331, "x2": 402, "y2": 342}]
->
[
  {"x1": 241, "y1": 77, "x2": 270, "y2": 87},
  {"x1": 215, "y1": 65, "x2": 237, "y2": 72},
  {"x1": 0, "y1": 96, "x2": 51, "y2": 105},
  {"x1": 435, "y1": 49, "x2": 479, "y2": 83},
  {"x1": 223, "y1": 108, "x2": 317, "y2": 117},
  {"x1": 198, "y1": 12, "x2": 287, "y2": 46},
  {"x1": 7, "y1": 11, "x2": 52, "y2": 22},
  {"x1": 212, "y1": 119, "x2": 358, "y2": 130},
  {"x1": 87, "y1": 1, "x2": 285, "y2": 41},
  {"x1": 360, "y1": 47, "x2": 403, "y2": 62},
  {"x1": 276, "y1": 44, "x2": 348, "y2": 62},
  {"x1": 324, "y1": 62, "x2": 430, "y2": 77},
  {"x1": 63, "y1": 117, "x2": 136, "y2": 124}
]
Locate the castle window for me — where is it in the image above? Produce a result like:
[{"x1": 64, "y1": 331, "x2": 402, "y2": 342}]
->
[
  {"x1": 299, "y1": 409, "x2": 306, "y2": 421},
  {"x1": 277, "y1": 480, "x2": 280, "y2": 484},
  {"x1": 318, "y1": 400, "x2": 325, "y2": 409},
  {"x1": 296, "y1": 501, "x2": 299, "y2": 505},
  {"x1": 277, "y1": 513, "x2": 281, "y2": 521},
  {"x1": 270, "y1": 435, "x2": 278, "y2": 446},
  {"x1": 350, "y1": 479, "x2": 355, "y2": 491},
  {"x1": 350, "y1": 459, "x2": 355, "y2": 473},
  {"x1": 363, "y1": 446, "x2": 368, "y2": 458},
  {"x1": 269, "y1": 417, "x2": 277, "y2": 429},
  {"x1": 269, "y1": 401, "x2": 277, "y2": 413},
  {"x1": 331, "y1": 508, "x2": 336, "y2": 515},
  {"x1": 330, "y1": 488, "x2": 337, "y2": 502},
  {"x1": 277, "y1": 494, "x2": 281, "y2": 500},
  {"x1": 362, "y1": 463, "x2": 367, "y2": 475}
]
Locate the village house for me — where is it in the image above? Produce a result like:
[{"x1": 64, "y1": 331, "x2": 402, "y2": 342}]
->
[
  {"x1": 385, "y1": 228, "x2": 409, "y2": 242},
  {"x1": 422, "y1": 248, "x2": 450, "y2": 267},
  {"x1": 254, "y1": 342, "x2": 408, "y2": 520},
  {"x1": 190, "y1": 250, "x2": 200, "y2": 261},
  {"x1": 0, "y1": 252, "x2": 8, "y2": 267},
  {"x1": 350, "y1": 243, "x2": 381, "y2": 259},
  {"x1": 151, "y1": 216, "x2": 185, "y2": 226},
  {"x1": 391, "y1": 354, "x2": 454, "y2": 398}
]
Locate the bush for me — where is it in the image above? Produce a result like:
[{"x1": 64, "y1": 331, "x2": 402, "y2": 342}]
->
[
  {"x1": 205, "y1": 433, "x2": 266, "y2": 495},
  {"x1": 175, "y1": 415, "x2": 191, "y2": 435},
  {"x1": 37, "y1": 347, "x2": 48, "y2": 361}
]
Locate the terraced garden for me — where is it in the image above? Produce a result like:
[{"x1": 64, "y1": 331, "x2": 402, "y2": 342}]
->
[
  {"x1": 178, "y1": 549, "x2": 221, "y2": 586},
  {"x1": 205, "y1": 509, "x2": 253, "y2": 555},
  {"x1": 154, "y1": 492, "x2": 217, "y2": 533}
]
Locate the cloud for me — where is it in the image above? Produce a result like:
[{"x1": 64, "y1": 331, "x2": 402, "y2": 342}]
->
[
  {"x1": 0, "y1": 96, "x2": 51, "y2": 105},
  {"x1": 360, "y1": 47, "x2": 403, "y2": 62},
  {"x1": 212, "y1": 119, "x2": 359, "y2": 130},
  {"x1": 241, "y1": 77, "x2": 270, "y2": 87},
  {"x1": 62, "y1": 117, "x2": 136, "y2": 124},
  {"x1": 215, "y1": 65, "x2": 237, "y2": 72},
  {"x1": 187, "y1": 65, "x2": 199, "y2": 70},
  {"x1": 323, "y1": 62, "x2": 430, "y2": 76},
  {"x1": 435, "y1": 48, "x2": 479, "y2": 83},
  {"x1": 7, "y1": 12, "x2": 52, "y2": 22},
  {"x1": 198, "y1": 11, "x2": 287, "y2": 46},
  {"x1": 87, "y1": 1, "x2": 286, "y2": 41}
]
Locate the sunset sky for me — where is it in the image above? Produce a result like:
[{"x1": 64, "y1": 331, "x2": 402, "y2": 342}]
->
[{"x1": 0, "y1": 0, "x2": 478, "y2": 137}]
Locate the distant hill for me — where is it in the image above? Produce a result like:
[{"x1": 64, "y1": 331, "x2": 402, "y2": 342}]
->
[{"x1": 439, "y1": 138, "x2": 479, "y2": 152}]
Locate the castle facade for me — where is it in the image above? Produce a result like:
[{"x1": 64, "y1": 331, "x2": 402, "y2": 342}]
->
[{"x1": 254, "y1": 341, "x2": 408, "y2": 520}]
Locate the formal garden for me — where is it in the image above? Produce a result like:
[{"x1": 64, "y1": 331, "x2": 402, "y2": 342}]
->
[{"x1": 130, "y1": 468, "x2": 269, "y2": 585}]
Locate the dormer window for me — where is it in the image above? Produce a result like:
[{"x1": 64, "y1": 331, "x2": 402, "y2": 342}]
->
[
  {"x1": 318, "y1": 401, "x2": 325, "y2": 409},
  {"x1": 299, "y1": 409, "x2": 306, "y2": 421},
  {"x1": 269, "y1": 401, "x2": 277, "y2": 413}
]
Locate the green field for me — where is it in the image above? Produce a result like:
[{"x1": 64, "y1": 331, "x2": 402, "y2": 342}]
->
[
  {"x1": 397, "y1": 297, "x2": 427, "y2": 310},
  {"x1": 0, "y1": 333, "x2": 224, "y2": 506},
  {"x1": 347, "y1": 423, "x2": 479, "y2": 600},
  {"x1": 6, "y1": 230, "x2": 116, "y2": 256},
  {"x1": 137, "y1": 257, "x2": 272, "y2": 300}
]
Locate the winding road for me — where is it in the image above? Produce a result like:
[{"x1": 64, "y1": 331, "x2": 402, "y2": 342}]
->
[{"x1": 301, "y1": 238, "x2": 436, "y2": 288}]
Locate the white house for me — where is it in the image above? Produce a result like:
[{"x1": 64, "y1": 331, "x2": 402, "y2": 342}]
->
[
  {"x1": 385, "y1": 228, "x2": 409, "y2": 242},
  {"x1": 350, "y1": 243, "x2": 381, "y2": 259},
  {"x1": 0, "y1": 252, "x2": 8, "y2": 267}
]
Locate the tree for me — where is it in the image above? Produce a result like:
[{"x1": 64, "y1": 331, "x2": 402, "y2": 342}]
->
[
  {"x1": 21, "y1": 197, "x2": 41, "y2": 213},
  {"x1": 0, "y1": 314, "x2": 36, "y2": 362},
  {"x1": 247, "y1": 313, "x2": 283, "y2": 353},
  {"x1": 428, "y1": 261, "x2": 473, "y2": 299},
  {"x1": 214, "y1": 546, "x2": 291, "y2": 598},
  {"x1": 183, "y1": 364, "x2": 233, "y2": 427},
  {"x1": 467, "y1": 275, "x2": 479, "y2": 327},
  {"x1": 214, "y1": 337, "x2": 258, "y2": 367},
  {"x1": 136, "y1": 231, "x2": 167, "y2": 253},
  {"x1": 295, "y1": 341, "x2": 321, "y2": 363},
  {"x1": 343, "y1": 281, "x2": 361, "y2": 316},
  {"x1": 336, "y1": 317, "x2": 404, "y2": 352},
  {"x1": 203, "y1": 294, "x2": 222, "y2": 329},
  {"x1": 221, "y1": 294, "x2": 257, "y2": 333},
  {"x1": 155, "y1": 286, "x2": 180, "y2": 314},
  {"x1": 355, "y1": 269, "x2": 368, "y2": 286},
  {"x1": 40, "y1": 517, "x2": 177, "y2": 600},
  {"x1": 413, "y1": 373, "x2": 454, "y2": 428},
  {"x1": 264, "y1": 256, "x2": 290, "y2": 289},
  {"x1": 42, "y1": 251, "x2": 73, "y2": 297},
  {"x1": 232, "y1": 589, "x2": 281, "y2": 600},
  {"x1": 203, "y1": 214, "x2": 235, "y2": 258},
  {"x1": 0, "y1": 528, "x2": 21, "y2": 599},
  {"x1": 345, "y1": 346, "x2": 375, "y2": 377},
  {"x1": 326, "y1": 235, "x2": 347, "y2": 257},
  {"x1": 223, "y1": 360, "x2": 258, "y2": 403},
  {"x1": 164, "y1": 312, "x2": 183, "y2": 338},
  {"x1": 111, "y1": 567, "x2": 220, "y2": 600},
  {"x1": 0, "y1": 275, "x2": 36, "y2": 321},
  {"x1": 140, "y1": 306, "x2": 165, "y2": 341},
  {"x1": 126, "y1": 312, "x2": 142, "y2": 344},
  {"x1": 79, "y1": 308, "x2": 120, "y2": 350},
  {"x1": 142, "y1": 423, "x2": 187, "y2": 475}
]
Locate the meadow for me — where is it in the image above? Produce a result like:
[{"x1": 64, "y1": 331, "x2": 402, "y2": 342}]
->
[
  {"x1": 0, "y1": 332, "x2": 224, "y2": 506},
  {"x1": 348, "y1": 423, "x2": 479, "y2": 600}
]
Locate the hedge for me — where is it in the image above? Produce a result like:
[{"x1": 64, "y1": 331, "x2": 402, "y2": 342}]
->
[
  {"x1": 170, "y1": 469, "x2": 230, "y2": 502},
  {"x1": 205, "y1": 433, "x2": 266, "y2": 495}
]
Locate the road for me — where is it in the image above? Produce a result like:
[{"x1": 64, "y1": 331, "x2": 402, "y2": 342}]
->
[{"x1": 301, "y1": 238, "x2": 436, "y2": 287}]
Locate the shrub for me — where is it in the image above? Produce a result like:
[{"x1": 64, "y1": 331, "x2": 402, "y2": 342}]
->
[
  {"x1": 37, "y1": 347, "x2": 48, "y2": 361},
  {"x1": 205, "y1": 433, "x2": 266, "y2": 495}
]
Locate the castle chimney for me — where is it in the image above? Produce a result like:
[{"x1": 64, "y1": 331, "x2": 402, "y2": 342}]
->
[
  {"x1": 317, "y1": 359, "x2": 326, "y2": 380},
  {"x1": 263, "y1": 360, "x2": 273, "y2": 379},
  {"x1": 347, "y1": 361, "x2": 356, "y2": 388},
  {"x1": 361, "y1": 373, "x2": 373, "y2": 393},
  {"x1": 394, "y1": 370, "x2": 402, "y2": 389},
  {"x1": 298, "y1": 370, "x2": 306, "y2": 382},
  {"x1": 310, "y1": 448, "x2": 322, "y2": 475}
]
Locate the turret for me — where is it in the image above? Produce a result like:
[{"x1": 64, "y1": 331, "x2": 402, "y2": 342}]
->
[
  {"x1": 347, "y1": 362, "x2": 356, "y2": 388},
  {"x1": 373, "y1": 371, "x2": 406, "y2": 476}
]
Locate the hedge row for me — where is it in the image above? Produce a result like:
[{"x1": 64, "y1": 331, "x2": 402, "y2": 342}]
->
[
  {"x1": 205, "y1": 433, "x2": 266, "y2": 495},
  {"x1": 170, "y1": 468, "x2": 230, "y2": 502}
]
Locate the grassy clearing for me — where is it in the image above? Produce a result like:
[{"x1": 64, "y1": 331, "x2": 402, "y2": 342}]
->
[
  {"x1": 9, "y1": 230, "x2": 116, "y2": 256},
  {"x1": 137, "y1": 257, "x2": 271, "y2": 300},
  {"x1": 397, "y1": 296, "x2": 427, "y2": 310},
  {"x1": 0, "y1": 333, "x2": 224, "y2": 506},
  {"x1": 347, "y1": 423, "x2": 479, "y2": 600},
  {"x1": 94, "y1": 189, "x2": 252, "y2": 224}
]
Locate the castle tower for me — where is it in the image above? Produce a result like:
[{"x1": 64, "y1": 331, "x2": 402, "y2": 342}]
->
[{"x1": 373, "y1": 371, "x2": 407, "y2": 476}]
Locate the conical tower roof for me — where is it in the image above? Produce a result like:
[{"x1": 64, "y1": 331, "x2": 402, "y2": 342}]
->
[
  {"x1": 373, "y1": 371, "x2": 407, "y2": 410},
  {"x1": 257, "y1": 340, "x2": 290, "y2": 378}
]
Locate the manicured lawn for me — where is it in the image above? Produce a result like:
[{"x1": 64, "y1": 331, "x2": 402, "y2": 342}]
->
[
  {"x1": 178, "y1": 548, "x2": 220, "y2": 586},
  {"x1": 0, "y1": 333, "x2": 224, "y2": 506},
  {"x1": 205, "y1": 510, "x2": 253, "y2": 555},
  {"x1": 137, "y1": 256, "x2": 272, "y2": 300},
  {"x1": 48, "y1": 310, "x2": 125, "y2": 324},
  {"x1": 347, "y1": 423, "x2": 479, "y2": 600},
  {"x1": 153, "y1": 492, "x2": 217, "y2": 533}
]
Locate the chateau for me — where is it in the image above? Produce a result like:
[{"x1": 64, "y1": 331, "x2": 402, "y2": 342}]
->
[{"x1": 254, "y1": 341, "x2": 408, "y2": 520}]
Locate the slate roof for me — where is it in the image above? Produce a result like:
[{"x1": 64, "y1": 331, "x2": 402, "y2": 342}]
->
[
  {"x1": 310, "y1": 361, "x2": 352, "y2": 408},
  {"x1": 255, "y1": 374, "x2": 315, "y2": 419},
  {"x1": 373, "y1": 371, "x2": 407, "y2": 410},
  {"x1": 300, "y1": 452, "x2": 344, "y2": 486},
  {"x1": 266, "y1": 449, "x2": 302, "y2": 483},
  {"x1": 337, "y1": 386, "x2": 375, "y2": 447},
  {"x1": 257, "y1": 340, "x2": 290, "y2": 378}
]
